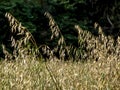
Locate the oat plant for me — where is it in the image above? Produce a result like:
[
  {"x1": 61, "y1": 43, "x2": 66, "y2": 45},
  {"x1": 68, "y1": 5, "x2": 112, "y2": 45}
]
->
[
  {"x1": 45, "y1": 12, "x2": 66, "y2": 60},
  {"x1": 3, "y1": 12, "x2": 40, "y2": 61},
  {"x1": 75, "y1": 22, "x2": 120, "y2": 61}
]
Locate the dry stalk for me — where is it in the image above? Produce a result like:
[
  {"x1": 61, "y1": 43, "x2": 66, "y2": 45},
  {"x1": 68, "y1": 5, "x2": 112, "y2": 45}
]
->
[
  {"x1": 45, "y1": 62, "x2": 62, "y2": 90},
  {"x1": 44, "y1": 12, "x2": 66, "y2": 60}
]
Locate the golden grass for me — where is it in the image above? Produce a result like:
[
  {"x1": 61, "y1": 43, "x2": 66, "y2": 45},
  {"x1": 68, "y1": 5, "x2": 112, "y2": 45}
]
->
[
  {"x1": 0, "y1": 58, "x2": 120, "y2": 90},
  {"x1": 1, "y1": 12, "x2": 120, "y2": 90},
  {"x1": 3, "y1": 12, "x2": 120, "y2": 61}
]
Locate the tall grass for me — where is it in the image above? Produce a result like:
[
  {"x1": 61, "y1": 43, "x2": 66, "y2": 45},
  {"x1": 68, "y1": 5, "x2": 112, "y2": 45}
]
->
[
  {"x1": 0, "y1": 12, "x2": 120, "y2": 89},
  {"x1": 2, "y1": 12, "x2": 120, "y2": 61},
  {"x1": 75, "y1": 23, "x2": 120, "y2": 61},
  {"x1": 0, "y1": 58, "x2": 120, "y2": 89}
]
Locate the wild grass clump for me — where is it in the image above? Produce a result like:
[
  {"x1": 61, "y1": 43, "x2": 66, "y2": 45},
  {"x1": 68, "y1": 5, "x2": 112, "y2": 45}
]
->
[
  {"x1": 75, "y1": 23, "x2": 120, "y2": 61},
  {"x1": 2, "y1": 12, "x2": 120, "y2": 61},
  {"x1": 44, "y1": 12, "x2": 120, "y2": 61},
  {"x1": 3, "y1": 12, "x2": 40, "y2": 61},
  {"x1": 44, "y1": 12, "x2": 86, "y2": 61}
]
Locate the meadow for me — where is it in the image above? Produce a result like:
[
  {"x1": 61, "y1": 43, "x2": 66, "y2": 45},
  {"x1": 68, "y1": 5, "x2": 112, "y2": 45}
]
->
[
  {"x1": 0, "y1": 56, "x2": 120, "y2": 90},
  {"x1": 0, "y1": 12, "x2": 120, "y2": 90}
]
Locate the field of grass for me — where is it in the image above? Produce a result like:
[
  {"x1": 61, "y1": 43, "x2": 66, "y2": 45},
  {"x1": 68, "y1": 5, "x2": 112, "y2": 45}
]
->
[
  {"x1": 0, "y1": 57, "x2": 120, "y2": 90},
  {"x1": 0, "y1": 12, "x2": 120, "y2": 90}
]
